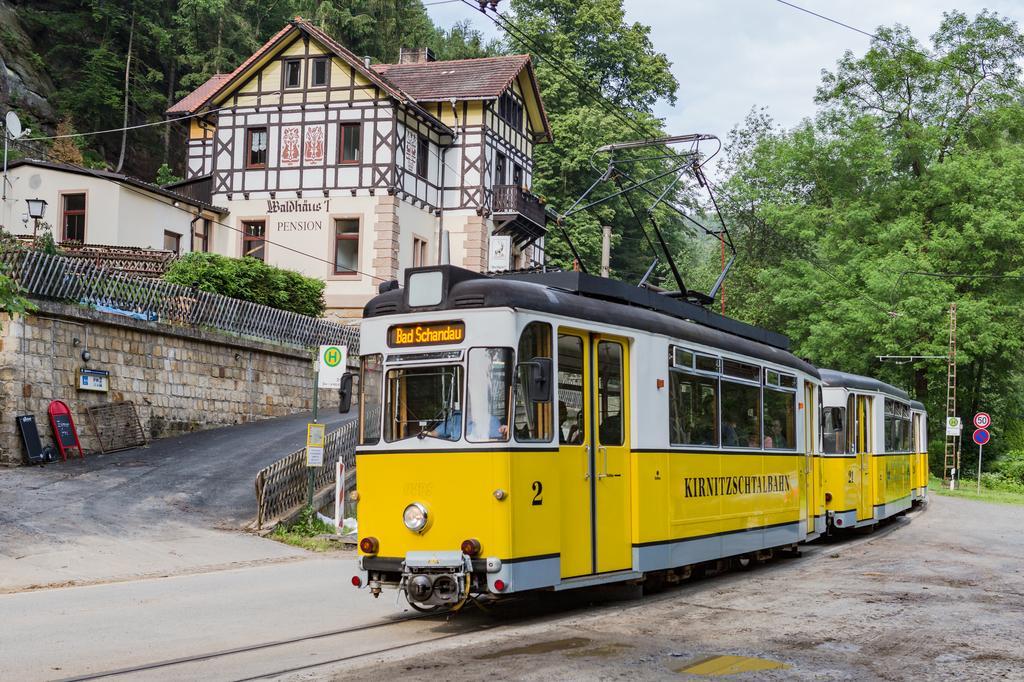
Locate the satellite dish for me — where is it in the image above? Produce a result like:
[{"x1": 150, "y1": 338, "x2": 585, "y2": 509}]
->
[{"x1": 5, "y1": 111, "x2": 23, "y2": 139}]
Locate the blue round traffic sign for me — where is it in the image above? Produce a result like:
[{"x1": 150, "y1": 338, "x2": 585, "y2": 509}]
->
[{"x1": 973, "y1": 428, "x2": 990, "y2": 446}]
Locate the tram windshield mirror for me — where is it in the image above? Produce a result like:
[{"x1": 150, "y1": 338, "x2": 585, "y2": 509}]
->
[
  {"x1": 517, "y1": 358, "x2": 553, "y2": 403},
  {"x1": 338, "y1": 373, "x2": 353, "y2": 414}
]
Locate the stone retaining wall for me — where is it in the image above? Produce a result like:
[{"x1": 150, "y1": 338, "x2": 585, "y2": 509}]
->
[{"x1": 0, "y1": 300, "x2": 350, "y2": 466}]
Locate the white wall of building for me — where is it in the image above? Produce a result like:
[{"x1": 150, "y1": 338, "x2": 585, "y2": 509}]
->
[{"x1": 1, "y1": 164, "x2": 203, "y2": 253}]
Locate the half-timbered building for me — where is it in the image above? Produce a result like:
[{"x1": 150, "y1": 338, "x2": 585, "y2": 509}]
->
[{"x1": 166, "y1": 18, "x2": 551, "y2": 318}]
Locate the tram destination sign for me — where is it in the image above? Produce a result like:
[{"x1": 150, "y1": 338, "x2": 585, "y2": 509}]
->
[{"x1": 388, "y1": 321, "x2": 465, "y2": 347}]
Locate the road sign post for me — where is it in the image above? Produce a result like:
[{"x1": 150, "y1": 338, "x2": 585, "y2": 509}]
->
[
  {"x1": 307, "y1": 355, "x2": 322, "y2": 508},
  {"x1": 973, "y1": 425, "x2": 991, "y2": 495}
]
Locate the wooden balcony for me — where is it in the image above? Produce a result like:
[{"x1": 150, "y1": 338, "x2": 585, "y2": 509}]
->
[{"x1": 490, "y1": 185, "x2": 548, "y2": 244}]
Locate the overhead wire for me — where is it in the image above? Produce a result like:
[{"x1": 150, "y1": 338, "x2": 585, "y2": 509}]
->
[{"x1": 465, "y1": 0, "x2": 911, "y2": 318}]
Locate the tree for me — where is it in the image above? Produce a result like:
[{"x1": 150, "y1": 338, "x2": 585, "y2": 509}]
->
[
  {"x1": 720, "y1": 10, "x2": 1024, "y2": 465},
  {"x1": 50, "y1": 117, "x2": 85, "y2": 166},
  {"x1": 506, "y1": 0, "x2": 690, "y2": 285},
  {"x1": 155, "y1": 163, "x2": 182, "y2": 186}
]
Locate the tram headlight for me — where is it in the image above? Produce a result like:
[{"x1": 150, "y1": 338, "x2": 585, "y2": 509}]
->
[{"x1": 403, "y1": 502, "x2": 429, "y2": 532}]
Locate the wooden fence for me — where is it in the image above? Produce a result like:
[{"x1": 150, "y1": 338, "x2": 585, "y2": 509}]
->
[
  {"x1": 254, "y1": 418, "x2": 360, "y2": 529},
  {"x1": 0, "y1": 247, "x2": 359, "y2": 352}
]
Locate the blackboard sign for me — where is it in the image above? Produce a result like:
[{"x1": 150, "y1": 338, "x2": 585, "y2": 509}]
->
[
  {"x1": 48, "y1": 400, "x2": 84, "y2": 460},
  {"x1": 53, "y1": 415, "x2": 76, "y2": 447},
  {"x1": 16, "y1": 415, "x2": 44, "y2": 465}
]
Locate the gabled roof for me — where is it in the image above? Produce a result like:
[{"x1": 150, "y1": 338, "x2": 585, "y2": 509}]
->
[
  {"x1": 372, "y1": 54, "x2": 529, "y2": 100},
  {"x1": 7, "y1": 159, "x2": 228, "y2": 214},
  {"x1": 373, "y1": 55, "x2": 552, "y2": 141},
  {"x1": 167, "y1": 74, "x2": 231, "y2": 115},
  {"x1": 165, "y1": 19, "x2": 453, "y2": 137}
]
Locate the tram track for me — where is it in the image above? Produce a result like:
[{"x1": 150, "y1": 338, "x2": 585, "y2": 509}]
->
[
  {"x1": 53, "y1": 507, "x2": 925, "y2": 682},
  {"x1": 57, "y1": 609, "x2": 490, "y2": 682}
]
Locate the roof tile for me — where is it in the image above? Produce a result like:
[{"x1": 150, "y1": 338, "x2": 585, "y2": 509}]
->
[{"x1": 372, "y1": 54, "x2": 532, "y2": 101}]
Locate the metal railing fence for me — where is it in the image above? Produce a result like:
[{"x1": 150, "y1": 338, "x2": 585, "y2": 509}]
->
[
  {"x1": 254, "y1": 418, "x2": 360, "y2": 529},
  {"x1": 0, "y1": 248, "x2": 359, "y2": 351}
]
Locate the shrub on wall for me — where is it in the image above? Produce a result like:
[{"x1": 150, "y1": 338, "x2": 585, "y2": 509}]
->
[{"x1": 164, "y1": 252, "x2": 326, "y2": 317}]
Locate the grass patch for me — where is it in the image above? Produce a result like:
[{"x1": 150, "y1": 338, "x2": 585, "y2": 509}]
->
[
  {"x1": 928, "y1": 475, "x2": 1024, "y2": 506},
  {"x1": 269, "y1": 506, "x2": 350, "y2": 552}
]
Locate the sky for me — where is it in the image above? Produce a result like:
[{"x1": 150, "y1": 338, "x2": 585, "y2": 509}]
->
[{"x1": 427, "y1": 0, "x2": 1024, "y2": 140}]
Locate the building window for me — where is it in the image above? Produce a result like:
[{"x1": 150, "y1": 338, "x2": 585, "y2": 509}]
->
[
  {"x1": 246, "y1": 127, "x2": 268, "y2": 169},
  {"x1": 412, "y1": 236, "x2": 428, "y2": 267},
  {"x1": 495, "y1": 152, "x2": 507, "y2": 186},
  {"x1": 163, "y1": 231, "x2": 181, "y2": 254},
  {"x1": 513, "y1": 163, "x2": 523, "y2": 187},
  {"x1": 416, "y1": 135, "x2": 429, "y2": 178},
  {"x1": 334, "y1": 218, "x2": 359, "y2": 274},
  {"x1": 193, "y1": 218, "x2": 211, "y2": 253},
  {"x1": 283, "y1": 59, "x2": 302, "y2": 89},
  {"x1": 497, "y1": 91, "x2": 524, "y2": 130},
  {"x1": 61, "y1": 193, "x2": 86, "y2": 242},
  {"x1": 339, "y1": 123, "x2": 361, "y2": 164},
  {"x1": 310, "y1": 57, "x2": 329, "y2": 87},
  {"x1": 242, "y1": 220, "x2": 266, "y2": 261}
]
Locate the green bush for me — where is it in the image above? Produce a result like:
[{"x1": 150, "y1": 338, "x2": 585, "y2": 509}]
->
[
  {"x1": 164, "y1": 252, "x2": 325, "y2": 317},
  {"x1": 994, "y1": 450, "x2": 1024, "y2": 486}
]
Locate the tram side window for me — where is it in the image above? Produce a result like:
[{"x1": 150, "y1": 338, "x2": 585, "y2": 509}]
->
[
  {"x1": 557, "y1": 334, "x2": 585, "y2": 445},
  {"x1": 514, "y1": 322, "x2": 553, "y2": 442},
  {"x1": 763, "y1": 388, "x2": 796, "y2": 450},
  {"x1": 360, "y1": 354, "x2": 383, "y2": 445},
  {"x1": 466, "y1": 348, "x2": 513, "y2": 443},
  {"x1": 846, "y1": 394, "x2": 857, "y2": 453},
  {"x1": 721, "y1": 380, "x2": 761, "y2": 448},
  {"x1": 384, "y1": 365, "x2": 464, "y2": 442},
  {"x1": 822, "y1": 407, "x2": 846, "y2": 454},
  {"x1": 597, "y1": 341, "x2": 624, "y2": 446},
  {"x1": 669, "y1": 371, "x2": 718, "y2": 446}
]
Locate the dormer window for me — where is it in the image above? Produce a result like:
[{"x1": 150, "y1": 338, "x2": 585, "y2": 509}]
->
[
  {"x1": 311, "y1": 57, "x2": 329, "y2": 87},
  {"x1": 283, "y1": 59, "x2": 302, "y2": 89}
]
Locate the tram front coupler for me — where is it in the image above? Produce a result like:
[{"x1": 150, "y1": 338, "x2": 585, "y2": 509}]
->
[{"x1": 399, "y1": 551, "x2": 473, "y2": 607}]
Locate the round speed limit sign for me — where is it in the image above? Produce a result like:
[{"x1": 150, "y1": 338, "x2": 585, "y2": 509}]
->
[{"x1": 973, "y1": 412, "x2": 991, "y2": 429}]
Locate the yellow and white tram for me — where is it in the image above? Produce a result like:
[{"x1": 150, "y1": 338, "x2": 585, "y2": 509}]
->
[
  {"x1": 819, "y1": 370, "x2": 929, "y2": 531},
  {"x1": 350, "y1": 265, "x2": 843, "y2": 608}
]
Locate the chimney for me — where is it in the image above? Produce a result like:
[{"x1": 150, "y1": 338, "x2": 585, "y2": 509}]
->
[
  {"x1": 363, "y1": 55, "x2": 371, "y2": 69},
  {"x1": 398, "y1": 47, "x2": 435, "y2": 64}
]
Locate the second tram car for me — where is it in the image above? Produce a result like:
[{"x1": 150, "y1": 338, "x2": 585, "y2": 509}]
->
[
  {"x1": 349, "y1": 266, "x2": 926, "y2": 608},
  {"x1": 819, "y1": 370, "x2": 928, "y2": 531}
]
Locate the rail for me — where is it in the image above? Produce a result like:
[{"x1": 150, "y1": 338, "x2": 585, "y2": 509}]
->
[
  {"x1": 0, "y1": 248, "x2": 359, "y2": 351},
  {"x1": 254, "y1": 417, "x2": 360, "y2": 529}
]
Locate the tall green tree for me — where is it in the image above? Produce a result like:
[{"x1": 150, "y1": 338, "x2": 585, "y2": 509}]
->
[
  {"x1": 507, "y1": 0, "x2": 693, "y2": 285},
  {"x1": 721, "y1": 10, "x2": 1024, "y2": 465}
]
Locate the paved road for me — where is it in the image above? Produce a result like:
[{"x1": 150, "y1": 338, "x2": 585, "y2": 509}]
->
[
  {"x1": 0, "y1": 410, "x2": 355, "y2": 592},
  {"x1": 3, "y1": 495, "x2": 1021, "y2": 681}
]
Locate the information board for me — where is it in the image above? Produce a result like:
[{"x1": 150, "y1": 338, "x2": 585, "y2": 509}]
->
[{"x1": 306, "y1": 422, "x2": 326, "y2": 467}]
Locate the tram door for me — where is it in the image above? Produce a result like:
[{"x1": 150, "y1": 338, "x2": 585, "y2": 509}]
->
[
  {"x1": 856, "y1": 395, "x2": 874, "y2": 521},
  {"x1": 556, "y1": 331, "x2": 593, "y2": 579},
  {"x1": 803, "y1": 382, "x2": 816, "y2": 533},
  {"x1": 556, "y1": 331, "x2": 631, "y2": 578},
  {"x1": 592, "y1": 335, "x2": 631, "y2": 574}
]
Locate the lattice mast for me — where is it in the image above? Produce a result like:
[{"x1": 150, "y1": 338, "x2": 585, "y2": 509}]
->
[{"x1": 943, "y1": 302, "x2": 959, "y2": 483}]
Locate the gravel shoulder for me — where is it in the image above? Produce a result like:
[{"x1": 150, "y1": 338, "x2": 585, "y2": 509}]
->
[{"x1": 329, "y1": 495, "x2": 1024, "y2": 681}]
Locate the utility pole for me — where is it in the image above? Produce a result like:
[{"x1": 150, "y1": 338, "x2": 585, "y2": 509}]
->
[
  {"x1": 600, "y1": 225, "x2": 611, "y2": 277},
  {"x1": 943, "y1": 302, "x2": 959, "y2": 485}
]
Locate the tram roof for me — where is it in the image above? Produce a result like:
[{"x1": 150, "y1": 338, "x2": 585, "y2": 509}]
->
[
  {"x1": 365, "y1": 266, "x2": 818, "y2": 376},
  {"x1": 818, "y1": 368, "x2": 911, "y2": 402}
]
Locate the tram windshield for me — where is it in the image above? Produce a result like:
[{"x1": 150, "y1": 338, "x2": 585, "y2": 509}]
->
[
  {"x1": 384, "y1": 365, "x2": 464, "y2": 441},
  {"x1": 382, "y1": 350, "x2": 514, "y2": 443}
]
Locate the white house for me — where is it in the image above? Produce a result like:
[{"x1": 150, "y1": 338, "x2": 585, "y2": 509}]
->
[{"x1": 1, "y1": 159, "x2": 225, "y2": 254}]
